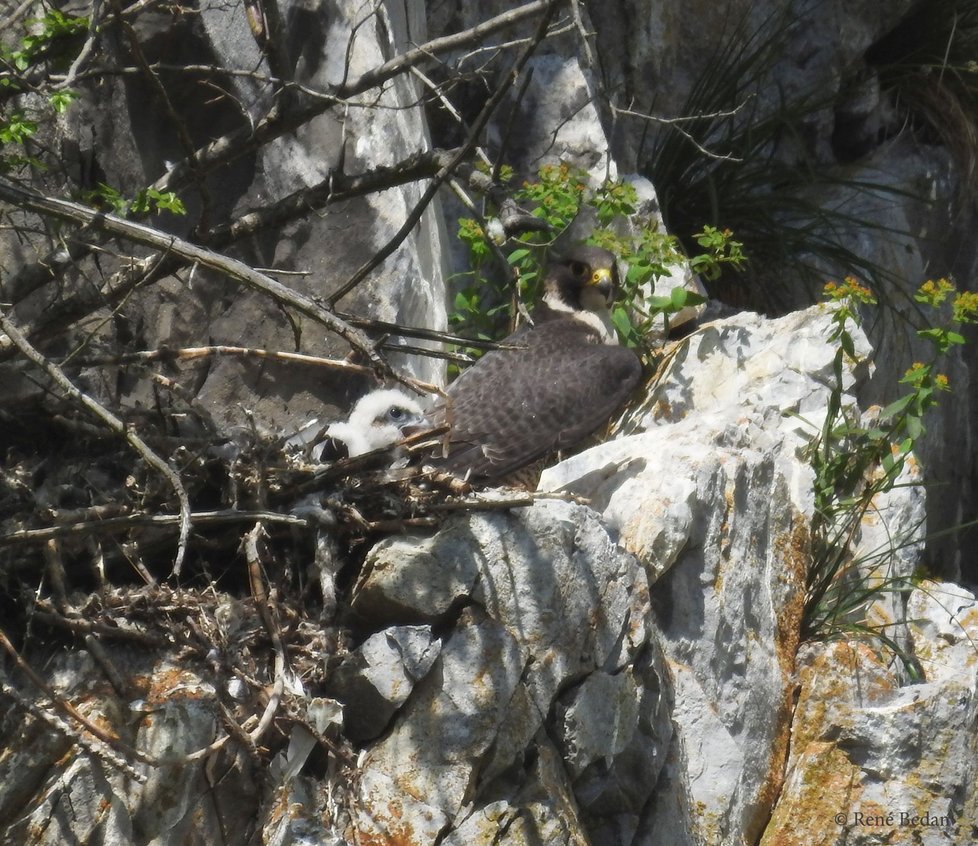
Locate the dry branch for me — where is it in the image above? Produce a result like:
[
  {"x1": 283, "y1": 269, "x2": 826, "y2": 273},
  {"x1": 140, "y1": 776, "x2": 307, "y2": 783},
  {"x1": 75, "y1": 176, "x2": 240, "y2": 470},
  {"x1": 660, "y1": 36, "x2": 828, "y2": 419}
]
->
[
  {"x1": 0, "y1": 303, "x2": 193, "y2": 578},
  {"x1": 0, "y1": 510, "x2": 310, "y2": 549},
  {"x1": 71, "y1": 344, "x2": 377, "y2": 375},
  {"x1": 0, "y1": 176, "x2": 387, "y2": 375},
  {"x1": 327, "y1": 0, "x2": 562, "y2": 304},
  {"x1": 243, "y1": 523, "x2": 286, "y2": 746},
  {"x1": 200, "y1": 146, "x2": 475, "y2": 245},
  {"x1": 0, "y1": 676, "x2": 148, "y2": 783}
]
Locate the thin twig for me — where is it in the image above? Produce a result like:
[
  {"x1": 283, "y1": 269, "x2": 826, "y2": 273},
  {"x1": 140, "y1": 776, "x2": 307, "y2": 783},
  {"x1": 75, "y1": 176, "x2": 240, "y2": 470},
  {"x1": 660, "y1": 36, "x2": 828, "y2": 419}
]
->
[
  {"x1": 0, "y1": 176, "x2": 387, "y2": 375},
  {"x1": 338, "y1": 312, "x2": 504, "y2": 350},
  {"x1": 0, "y1": 675, "x2": 147, "y2": 783},
  {"x1": 0, "y1": 305, "x2": 193, "y2": 578},
  {"x1": 152, "y1": 0, "x2": 552, "y2": 195},
  {"x1": 327, "y1": 0, "x2": 562, "y2": 305},
  {"x1": 610, "y1": 101, "x2": 748, "y2": 163},
  {"x1": 30, "y1": 597, "x2": 170, "y2": 647},
  {"x1": 0, "y1": 509, "x2": 310, "y2": 548},
  {"x1": 200, "y1": 147, "x2": 466, "y2": 245},
  {"x1": 57, "y1": 0, "x2": 103, "y2": 90},
  {"x1": 243, "y1": 523, "x2": 286, "y2": 746},
  {"x1": 70, "y1": 344, "x2": 377, "y2": 375}
]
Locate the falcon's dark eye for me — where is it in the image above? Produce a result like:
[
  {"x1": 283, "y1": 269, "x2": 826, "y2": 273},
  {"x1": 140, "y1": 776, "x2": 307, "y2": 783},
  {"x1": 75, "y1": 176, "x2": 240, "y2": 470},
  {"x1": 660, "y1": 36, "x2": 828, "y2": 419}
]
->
[
  {"x1": 387, "y1": 406, "x2": 407, "y2": 422},
  {"x1": 569, "y1": 261, "x2": 588, "y2": 277}
]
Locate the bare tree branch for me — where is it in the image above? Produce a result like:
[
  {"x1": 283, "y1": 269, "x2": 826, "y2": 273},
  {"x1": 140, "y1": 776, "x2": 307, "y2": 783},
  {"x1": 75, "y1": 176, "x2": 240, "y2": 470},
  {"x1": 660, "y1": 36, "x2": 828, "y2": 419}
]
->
[
  {"x1": 200, "y1": 146, "x2": 471, "y2": 245},
  {"x1": 327, "y1": 0, "x2": 562, "y2": 305},
  {"x1": 610, "y1": 101, "x2": 748, "y2": 162},
  {"x1": 70, "y1": 344, "x2": 377, "y2": 374},
  {"x1": 1, "y1": 147, "x2": 492, "y2": 313},
  {"x1": 0, "y1": 303, "x2": 193, "y2": 578},
  {"x1": 152, "y1": 0, "x2": 552, "y2": 195},
  {"x1": 245, "y1": 0, "x2": 292, "y2": 91},
  {"x1": 0, "y1": 176, "x2": 387, "y2": 374}
]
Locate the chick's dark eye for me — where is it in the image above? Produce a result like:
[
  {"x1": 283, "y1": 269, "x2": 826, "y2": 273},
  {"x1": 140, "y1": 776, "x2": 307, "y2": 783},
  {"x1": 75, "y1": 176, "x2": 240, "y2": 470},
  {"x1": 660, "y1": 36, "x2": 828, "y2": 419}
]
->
[
  {"x1": 569, "y1": 261, "x2": 588, "y2": 277},
  {"x1": 387, "y1": 406, "x2": 406, "y2": 421}
]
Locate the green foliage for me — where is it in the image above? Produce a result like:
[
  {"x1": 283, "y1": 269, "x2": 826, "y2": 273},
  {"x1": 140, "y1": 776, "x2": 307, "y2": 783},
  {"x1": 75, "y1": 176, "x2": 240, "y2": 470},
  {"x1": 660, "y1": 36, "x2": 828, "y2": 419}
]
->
[
  {"x1": 0, "y1": 111, "x2": 37, "y2": 145},
  {"x1": 592, "y1": 178, "x2": 638, "y2": 225},
  {"x1": 5, "y1": 9, "x2": 88, "y2": 73},
  {"x1": 48, "y1": 90, "x2": 78, "y2": 114},
  {"x1": 132, "y1": 187, "x2": 187, "y2": 216},
  {"x1": 84, "y1": 182, "x2": 128, "y2": 215},
  {"x1": 451, "y1": 163, "x2": 745, "y2": 359},
  {"x1": 81, "y1": 183, "x2": 187, "y2": 218},
  {"x1": 1, "y1": 9, "x2": 87, "y2": 173},
  {"x1": 800, "y1": 276, "x2": 978, "y2": 667},
  {"x1": 690, "y1": 226, "x2": 746, "y2": 281},
  {"x1": 0, "y1": 110, "x2": 42, "y2": 172},
  {"x1": 515, "y1": 162, "x2": 586, "y2": 231}
]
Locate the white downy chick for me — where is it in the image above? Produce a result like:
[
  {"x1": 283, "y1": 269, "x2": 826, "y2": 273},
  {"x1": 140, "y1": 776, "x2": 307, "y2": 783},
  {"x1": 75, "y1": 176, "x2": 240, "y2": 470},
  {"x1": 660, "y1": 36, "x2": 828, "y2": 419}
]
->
[{"x1": 320, "y1": 388, "x2": 429, "y2": 459}]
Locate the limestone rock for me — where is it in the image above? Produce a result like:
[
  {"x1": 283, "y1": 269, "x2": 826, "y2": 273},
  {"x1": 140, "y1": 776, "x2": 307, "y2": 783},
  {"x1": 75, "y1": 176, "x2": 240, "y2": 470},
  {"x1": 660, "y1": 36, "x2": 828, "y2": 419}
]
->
[
  {"x1": 539, "y1": 305, "x2": 870, "y2": 845},
  {"x1": 764, "y1": 582, "x2": 978, "y2": 846},
  {"x1": 349, "y1": 499, "x2": 669, "y2": 844},
  {"x1": 329, "y1": 625, "x2": 441, "y2": 742}
]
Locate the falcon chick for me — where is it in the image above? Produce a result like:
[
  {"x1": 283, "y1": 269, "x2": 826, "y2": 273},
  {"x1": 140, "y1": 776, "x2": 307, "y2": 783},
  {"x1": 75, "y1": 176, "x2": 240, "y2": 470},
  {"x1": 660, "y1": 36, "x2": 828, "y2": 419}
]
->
[{"x1": 320, "y1": 388, "x2": 429, "y2": 459}]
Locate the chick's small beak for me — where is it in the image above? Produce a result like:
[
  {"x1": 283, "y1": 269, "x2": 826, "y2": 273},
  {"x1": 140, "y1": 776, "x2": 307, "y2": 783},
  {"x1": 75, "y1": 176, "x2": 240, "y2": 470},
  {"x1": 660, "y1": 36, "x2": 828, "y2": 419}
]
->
[
  {"x1": 589, "y1": 267, "x2": 615, "y2": 304},
  {"x1": 400, "y1": 414, "x2": 432, "y2": 438}
]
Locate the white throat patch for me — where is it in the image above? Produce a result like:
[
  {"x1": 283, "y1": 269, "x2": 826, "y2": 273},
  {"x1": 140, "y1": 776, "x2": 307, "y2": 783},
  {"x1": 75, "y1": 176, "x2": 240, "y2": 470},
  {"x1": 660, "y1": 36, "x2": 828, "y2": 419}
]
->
[{"x1": 541, "y1": 291, "x2": 619, "y2": 344}]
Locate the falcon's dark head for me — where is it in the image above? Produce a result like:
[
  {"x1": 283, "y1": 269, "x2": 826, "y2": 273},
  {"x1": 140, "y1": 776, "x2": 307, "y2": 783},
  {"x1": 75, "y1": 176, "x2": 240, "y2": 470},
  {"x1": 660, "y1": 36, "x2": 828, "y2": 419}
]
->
[{"x1": 542, "y1": 245, "x2": 620, "y2": 314}]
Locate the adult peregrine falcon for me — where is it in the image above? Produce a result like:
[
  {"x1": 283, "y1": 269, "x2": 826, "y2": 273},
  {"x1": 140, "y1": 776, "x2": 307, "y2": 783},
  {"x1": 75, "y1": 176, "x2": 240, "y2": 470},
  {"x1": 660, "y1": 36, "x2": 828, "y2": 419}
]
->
[{"x1": 431, "y1": 245, "x2": 642, "y2": 486}]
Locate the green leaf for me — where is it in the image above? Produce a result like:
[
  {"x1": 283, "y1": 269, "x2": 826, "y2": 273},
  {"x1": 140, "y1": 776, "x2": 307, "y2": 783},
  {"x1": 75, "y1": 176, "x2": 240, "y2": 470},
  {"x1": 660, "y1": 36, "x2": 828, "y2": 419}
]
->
[
  {"x1": 48, "y1": 89, "x2": 77, "y2": 114},
  {"x1": 626, "y1": 263, "x2": 653, "y2": 286},
  {"x1": 669, "y1": 287, "x2": 690, "y2": 310},
  {"x1": 904, "y1": 414, "x2": 924, "y2": 440},
  {"x1": 879, "y1": 392, "x2": 915, "y2": 422},
  {"x1": 647, "y1": 295, "x2": 673, "y2": 311}
]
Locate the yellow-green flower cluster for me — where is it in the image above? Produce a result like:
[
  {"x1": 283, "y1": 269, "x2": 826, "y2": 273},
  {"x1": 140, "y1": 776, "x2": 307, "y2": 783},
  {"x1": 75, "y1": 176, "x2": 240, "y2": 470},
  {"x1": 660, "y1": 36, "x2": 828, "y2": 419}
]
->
[
  {"x1": 822, "y1": 276, "x2": 877, "y2": 305},
  {"x1": 952, "y1": 290, "x2": 978, "y2": 324},
  {"x1": 915, "y1": 277, "x2": 956, "y2": 307}
]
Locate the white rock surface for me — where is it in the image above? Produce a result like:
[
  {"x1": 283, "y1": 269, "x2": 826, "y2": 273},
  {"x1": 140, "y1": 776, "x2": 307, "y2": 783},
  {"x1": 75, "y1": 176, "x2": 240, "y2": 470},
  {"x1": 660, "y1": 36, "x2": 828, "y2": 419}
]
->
[
  {"x1": 349, "y1": 499, "x2": 670, "y2": 844},
  {"x1": 540, "y1": 305, "x2": 872, "y2": 844},
  {"x1": 329, "y1": 625, "x2": 441, "y2": 741},
  {"x1": 765, "y1": 581, "x2": 978, "y2": 846}
]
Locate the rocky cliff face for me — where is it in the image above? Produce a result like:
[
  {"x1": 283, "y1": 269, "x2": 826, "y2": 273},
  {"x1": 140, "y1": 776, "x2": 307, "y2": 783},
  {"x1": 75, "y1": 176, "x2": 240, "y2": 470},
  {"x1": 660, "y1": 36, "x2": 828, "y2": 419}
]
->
[
  {"x1": 1, "y1": 0, "x2": 977, "y2": 844},
  {"x1": 3, "y1": 303, "x2": 975, "y2": 845}
]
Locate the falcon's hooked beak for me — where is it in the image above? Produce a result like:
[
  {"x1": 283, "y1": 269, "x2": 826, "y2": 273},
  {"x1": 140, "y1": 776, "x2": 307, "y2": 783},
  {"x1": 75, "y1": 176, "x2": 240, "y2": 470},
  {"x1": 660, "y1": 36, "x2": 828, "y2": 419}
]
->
[
  {"x1": 580, "y1": 265, "x2": 616, "y2": 311},
  {"x1": 589, "y1": 267, "x2": 615, "y2": 303}
]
